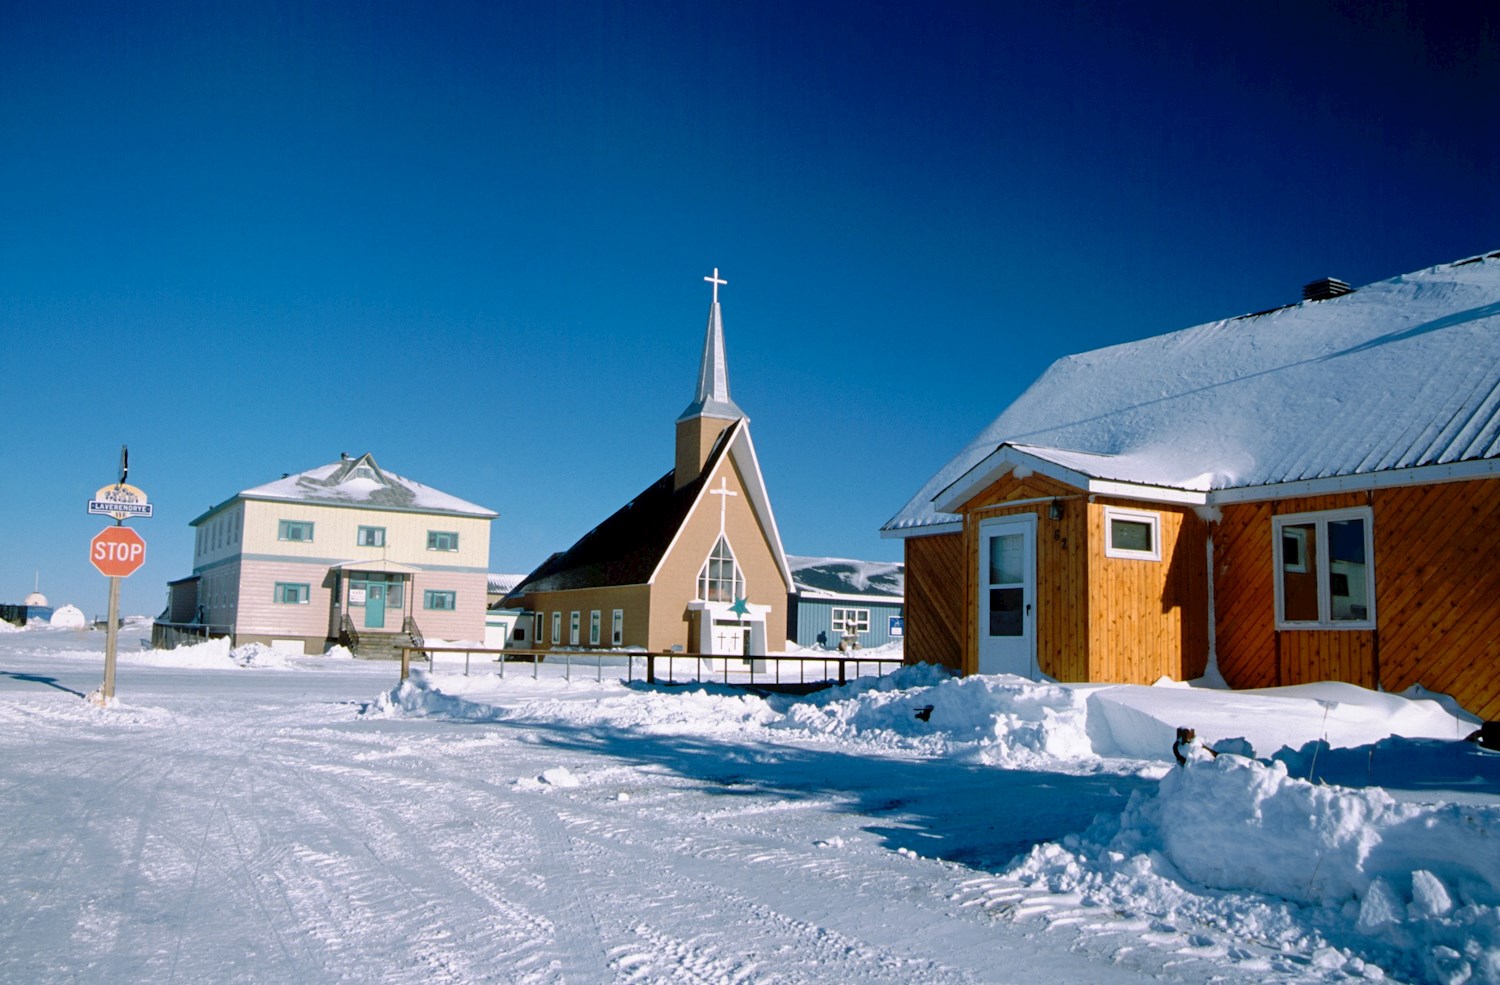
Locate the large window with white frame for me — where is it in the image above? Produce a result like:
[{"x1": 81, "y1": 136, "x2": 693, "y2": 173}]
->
[
  {"x1": 569, "y1": 611, "x2": 581, "y2": 645},
  {"x1": 697, "y1": 536, "x2": 745, "y2": 603},
  {"x1": 551, "y1": 612, "x2": 561, "y2": 644},
  {"x1": 611, "y1": 609, "x2": 624, "y2": 645},
  {"x1": 1104, "y1": 506, "x2": 1161, "y2": 561},
  {"x1": 589, "y1": 610, "x2": 601, "y2": 646},
  {"x1": 1273, "y1": 507, "x2": 1375, "y2": 629}
]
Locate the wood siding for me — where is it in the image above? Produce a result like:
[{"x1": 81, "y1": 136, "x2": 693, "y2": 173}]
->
[
  {"x1": 962, "y1": 473, "x2": 1089, "y2": 681},
  {"x1": 902, "y1": 533, "x2": 964, "y2": 672},
  {"x1": 1214, "y1": 479, "x2": 1500, "y2": 719},
  {"x1": 1374, "y1": 479, "x2": 1500, "y2": 719},
  {"x1": 1086, "y1": 498, "x2": 1208, "y2": 685}
]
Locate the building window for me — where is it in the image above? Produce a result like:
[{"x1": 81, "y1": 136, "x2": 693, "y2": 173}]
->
[
  {"x1": 697, "y1": 536, "x2": 745, "y2": 603},
  {"x1": 513, "y1": 624, "x2": 526, "y2": 642},
  {"x1": 534, "y1": 613, "x2": 544, "y2": 645},
  {"x1": 1104, "y1": 506, "x2": 1161, "y2": 561},
  {"x1": 569, "y1": 611, "x2": 581, "y2": 645},
  {"x1": 831, "y1": 607, "x2": 871, "y2": 635},
  {"x1": 427, "y1": 530, "x2": 459, "y2": 552},
  {"x1": 551, "y1": 612, "x2": 561, "y2": 644},
  {"x1": 612, "y1": 609, "x2": 624, "y2": 645},
  {"x1": 279, "y1": 520, "x2": 314, "y2": 543},
  {"x1": 274, "y1": 582, "x2": 310, "y2": 604},
  {"x1": 357, "y1": 526, "x2": 386, "y2": 547},
  {"x1": 1273, "y1": 507, "x2": 1375, "y2": 629},
  {"x1": 589, "y1": 610, "x2": 601, "y2": 645},
  {"x1": 424, "y1": 590, "x2": 456, "y2": 611}
]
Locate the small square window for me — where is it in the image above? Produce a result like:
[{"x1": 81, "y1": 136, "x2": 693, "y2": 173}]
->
[
  {"x1": 274, "y1": 582, "x2": 310, "y2": 604},
  {"x1": 1103, "y1": 507, "x2": 1161, "y2": 561},
  {"x1": 423, "y1": 590, "x2": 456, "y2": 611},
  {"x1": 279, "y1": 520, "x2": 314, "y2": 543}
]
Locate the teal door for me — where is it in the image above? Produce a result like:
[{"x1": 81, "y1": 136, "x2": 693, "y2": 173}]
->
[{"x1": 365, "y1": 583, "x2": 386, "y2": 629}]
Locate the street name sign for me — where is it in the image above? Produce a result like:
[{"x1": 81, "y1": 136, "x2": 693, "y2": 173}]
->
[{"x1": 89, "y1": 483, "x2": 153, "y2": 520}]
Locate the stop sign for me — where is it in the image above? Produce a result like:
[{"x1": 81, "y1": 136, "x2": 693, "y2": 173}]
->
[{"x1": 90, "y1": 526, "x2": 147, "y2": 578}]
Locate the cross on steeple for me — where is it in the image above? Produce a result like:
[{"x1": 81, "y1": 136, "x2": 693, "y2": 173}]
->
[{"x1": 704, "y1": 267, "x2": 727, "y2": 304}]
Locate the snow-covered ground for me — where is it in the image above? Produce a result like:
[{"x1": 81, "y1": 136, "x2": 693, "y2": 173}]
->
[{"x1": 2, "y1": 622, "x2": 1496, "y2": 984}]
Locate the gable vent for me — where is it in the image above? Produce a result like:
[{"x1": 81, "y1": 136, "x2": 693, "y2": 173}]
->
[{"x1": 1302, "y1": 277, "x2": 1353, "y2": 302}]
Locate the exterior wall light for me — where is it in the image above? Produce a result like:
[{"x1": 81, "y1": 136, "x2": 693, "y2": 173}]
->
[{"x1": 1048, "y1": 499, "x2": 1065, "y2": 521}]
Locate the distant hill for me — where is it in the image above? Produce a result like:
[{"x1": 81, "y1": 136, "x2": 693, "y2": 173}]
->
[{"x1": 786, "y1": 556, "x2": 904, "y2": 598}]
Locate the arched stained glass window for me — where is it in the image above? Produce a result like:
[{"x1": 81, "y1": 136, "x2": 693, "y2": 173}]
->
[{"x1": 697, "y1": 536, "x2": 745, "y2": 603}]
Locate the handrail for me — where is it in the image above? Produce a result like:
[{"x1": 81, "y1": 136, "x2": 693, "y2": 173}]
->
[
  {"x1": 339, "y1": 614, "x2": 360, "y2": 654},
  {"x1": 396, "y1": 645, "x2": 904, "y2": 688}
]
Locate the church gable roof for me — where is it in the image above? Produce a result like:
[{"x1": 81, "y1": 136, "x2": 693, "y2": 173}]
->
[{"x1": 508, "y1": 425, "x2": 739, "y2": 596}]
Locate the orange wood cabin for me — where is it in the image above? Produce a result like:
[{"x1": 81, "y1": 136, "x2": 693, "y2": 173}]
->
[{"x1": 886, "y1": 252, "x2": 1500, "y2": 720}]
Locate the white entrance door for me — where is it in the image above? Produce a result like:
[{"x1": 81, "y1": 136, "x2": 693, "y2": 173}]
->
[{"x1": 977, "y1": 515, "x2": 1037, "y2": 678}]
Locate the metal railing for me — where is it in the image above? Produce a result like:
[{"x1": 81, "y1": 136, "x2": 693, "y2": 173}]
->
[
  {"x1": 397, "y1": 645, "x2": 904, "y2": 689},
  {"x1": 338, "y1": 614, "x2": 360, "y2": 654},
  {"x1": 151, "y1": 621, "x2": 234, "y2": 650}
]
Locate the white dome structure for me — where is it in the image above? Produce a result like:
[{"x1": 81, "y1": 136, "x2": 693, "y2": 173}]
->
[
  {"x1": 49, "y1": 604, "x2": 86, "y2": 629},
  {"x1": 24, "y1": 591, "x2": 48, "y2": 607}
]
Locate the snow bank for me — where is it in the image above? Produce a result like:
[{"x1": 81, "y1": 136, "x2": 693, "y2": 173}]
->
[
  {"x1": 1010, "y1": 754, "x2": 1500, "y2": 984},
  {"x1": 363, "y1": 671, "x2": 510, "y2": 722},
  {"x1": 782, "y1": 670, "x2": 1095, "y2": 765}
]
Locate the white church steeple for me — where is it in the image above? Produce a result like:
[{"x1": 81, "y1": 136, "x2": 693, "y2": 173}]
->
[
  {"x1": 675, "y1": 267, "x2": 746, "y2": 489},
  {"x1": 676, "y1": 267, "x2": 744, "y2": 424}
]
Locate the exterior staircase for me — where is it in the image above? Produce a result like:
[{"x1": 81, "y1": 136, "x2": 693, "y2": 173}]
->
[{"x1": 339, "y1": 615, "x2": 424, "y2": 661}]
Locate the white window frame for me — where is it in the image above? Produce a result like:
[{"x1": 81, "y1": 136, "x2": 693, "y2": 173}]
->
[
  {"x1": 611, "y1": 609, "x2": 624, "y2": 645},
  {"x1": 1272, "y1": 506, "x2": 1376, "y2": 630},
  {"x1": 569, "y1": 611, "x2": 581, "y2": 645},
  {"x1": 534, "y1": 613, "x2": 544, "y2": 644},
  {"x1": 589, "y1": 610, "x2": 601, "y2": 646},
  {"x1": 831, "y1": 607, "x2": 871, "y2": 635},
  {"x1": 551, "y1": 612, "x2": 561, "y2": 644},
  {"x1": 697, "y1": 536, "x2": 745, "y2": 603},
  {"x1": 1103, "y1": 506, "x2": 1162, "y2": 561}
]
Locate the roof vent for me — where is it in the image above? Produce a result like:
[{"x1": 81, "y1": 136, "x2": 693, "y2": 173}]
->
[{"x1": 1302, "y1": 277, "x2": 1352, "y2": 302}]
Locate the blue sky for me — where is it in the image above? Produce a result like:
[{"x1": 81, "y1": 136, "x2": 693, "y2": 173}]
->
[{"x1": 2, "y1": 0, "x2": 1496, "y2": 617}]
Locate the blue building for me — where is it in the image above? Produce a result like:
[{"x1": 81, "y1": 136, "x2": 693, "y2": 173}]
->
[{"x1": 786, "y1": 556, "x2": 904, "y2": 650}]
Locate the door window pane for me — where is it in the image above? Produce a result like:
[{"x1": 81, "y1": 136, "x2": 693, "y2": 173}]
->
[
  {"x1": 988, "y1": 534, "x2": 1023, "y2": 585},
  {"x1": 988, "y1": 587, "x2": 1023, "y2": 637}
]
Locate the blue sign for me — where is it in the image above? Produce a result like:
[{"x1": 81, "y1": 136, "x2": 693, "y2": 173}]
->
[{"x1": 889, "y1": 616, "x2": 904, "y2": 637}]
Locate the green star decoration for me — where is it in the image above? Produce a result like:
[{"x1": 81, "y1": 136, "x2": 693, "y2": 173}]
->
[{"x1": 729, "y1": 597, "x2": 750, "y2": 618}]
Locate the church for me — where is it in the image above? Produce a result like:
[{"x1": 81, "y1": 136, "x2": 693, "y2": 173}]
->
[{"x1": 503, "y1": 270, "x2": 795, "y2": 657}]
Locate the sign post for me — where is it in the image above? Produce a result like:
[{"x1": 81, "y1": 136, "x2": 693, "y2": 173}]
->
[{"x1": 87, "y1": 446, "x2": 149, "y2": 706}]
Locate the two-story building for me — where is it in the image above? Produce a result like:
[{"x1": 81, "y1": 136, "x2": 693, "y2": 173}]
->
[{"x1": 159, "y1": 453, "x2": 495, "y2": 656}]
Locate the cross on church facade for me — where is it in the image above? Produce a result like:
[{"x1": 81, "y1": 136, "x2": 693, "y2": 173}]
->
[
  {"x1": 704, "y1": 267, "x2": 727, "y2": 304},
  {"x1": 710, "y1": 477, "x2": 738, "y2": 534}
]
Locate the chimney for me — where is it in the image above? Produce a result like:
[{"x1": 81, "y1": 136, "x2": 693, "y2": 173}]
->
[{"x1": 1302, "y1": 277, "x2": 1352, "y2": 302}]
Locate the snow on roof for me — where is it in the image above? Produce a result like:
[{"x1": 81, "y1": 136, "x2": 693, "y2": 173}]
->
[
  {"x1": 886, "y1": 250, "x2": 1500, "y2": 534},
  {"x1": 787, "y1": 555, "x2": 904, "y2": 599},
  {"x1": 487, "y1": 573, "x2": 526, "y2": 594},
  {"x1": 225, "y1": 453, "x2": 496, "y2": 520}
]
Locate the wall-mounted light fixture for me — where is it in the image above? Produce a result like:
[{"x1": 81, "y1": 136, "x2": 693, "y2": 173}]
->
[{"x1": 1048, "y1": 499, "x2": 1065, "y2": 521}]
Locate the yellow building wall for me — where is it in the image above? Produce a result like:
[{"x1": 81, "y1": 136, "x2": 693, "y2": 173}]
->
[{"x1": 650, "y1": 452, "x2": 790, "y2": 653}]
